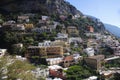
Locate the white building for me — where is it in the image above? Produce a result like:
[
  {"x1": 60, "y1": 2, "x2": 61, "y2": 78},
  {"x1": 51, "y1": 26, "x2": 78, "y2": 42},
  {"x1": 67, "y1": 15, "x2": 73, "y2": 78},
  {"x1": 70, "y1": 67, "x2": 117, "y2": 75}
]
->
[
  {"x1": 16, "y1": 55, "x2": 26, "y2": 61},
  {"x1": 0, "y1": 49, "x2": 7, "y2": 57},
  {"x1": 73, "y1": 54, "x2": 82, "y2": 63},
  {"x1": 84, "y1": 76, "x2": 97, "y2": 80},
  {"x1": 32, "y1": 68, "x2": 49, "y2": 78},
  {"x1": 57, "y1": 33, "x2": 68, "y2": 38},
  {"x1": 12, "y1": 24, "x2": 25, "y2": 31},
  {"x1": 18, "y1": 16, "x2": 29, "y2": 23},
  {"x1": 38, "y1": 40, "x2": 51, "y2": 47},
  {"x1": 85, "y1": 48, "x2": 95, "y2": 56},
  {"x1": 42, "y1": 16, "x2": 49, "y2": 21},
  {"x1": 38, "y1": 40, "x2": 69, "y2": 48},
  {"x1": 48, "y1": 65, "x2": 62, "y2": 70},
  {"x1": 13, "y1": 43, "x2": 23, "y2": 48},
  {"x1": 32, "y1": 27, "x2": 52, "y2": 34},
  {"x1": 56, "y1": 33, "x2": 68, "y2": 42},
  {"x1": 46, "y1": 57, "x2": 63, "y2": 65},
  {"x1": 69, "y1": 37, "x2": 82, "y2": 44}
]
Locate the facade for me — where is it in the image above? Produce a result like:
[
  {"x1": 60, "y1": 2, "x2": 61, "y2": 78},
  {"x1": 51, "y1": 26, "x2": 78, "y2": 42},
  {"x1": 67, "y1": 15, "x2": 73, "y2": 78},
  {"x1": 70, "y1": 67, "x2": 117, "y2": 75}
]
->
[
  {"x1": 50, "y1": 40, "x2": 70, "y2": 48},
  {"x1": 55, "y1": 33, "x2": 68, "y2": 42},
  {"x1": 61, "y1": 54, "x2": 82, "y2": 68},
  {"x1": 13, "y1": 43, "x2": 23, "y2": 48},
  {"x1": 69, "y1": 37, "x2": 82, "y2": 44},
  {"x1": 48, "y1": 65, "x2": 66, "y2": 80},
  {"x1": 42, "y1": 16, "x2": 49, "y2": 21},
  {"x1": 46, "y1": 46, "x2": 63, "y2": 58},
  {"x1": 12, "y1": 24, "x2": 25, "y2": 31},
  {"x1": 32, "y1": 68, "x2": 49, "y2": 78},
  {"x1": 32, "y1": 27, "x2": 52, "y2": 34},
  {"x1": 99, "y1": 71, "x2": 113, "y2": 79},
  {"x1": 38, "y1": 40, "x2": 70, "y2": 51},
  {"x1": 38, "y1": 40, "x2": 70, "y2": 54},
  {"x1": 87, "y1": 39, "x2": 98, "y2": 47},
  {"x1": 18, "y1": 16, "x2": 29, "y2": 23},
  {"x1": 88, "y1": 26, "x2": 94, "y2": 33},
  {"x1": 85, "y1": 33, "x2": 102, "y2": 39},
  {"x1": 48, "y1": 24, "x2": 57, "y2": 30},
  {"x1": 67, "y1": 26, "x2": 79, "y2": 36},
  {"x1": 72, "y1": 14, "x2": 80, "y2": 19},
  {"x1": 85, "y1": 48, "x2": 95, "y2": 57},
  {"x1": 46, "y1": 57, "x2": 63, "y2": 65},
  {"x1": 26, "y1": 46, "x2": 47, "y2": 58},
  {"x1": 24, "y1": 24, "x2": 34, "y2": 30},
  {"x1": 73, "y1": 54, "x2": 83, "y2": 63},
  {"x1": 26, "y1": 46, "x2": 63, "y2": 58},
  {"x1": 0, "y1": 49, "x2": 7, "y2": 57},
  {"x1": 61, "y1": 56, "x2": 75, "y2": 68},
  {"x1": 3, "y1": 20, "x2": 16, "y2": 26},
  {"x1": 84, "y1": 55, "x2": 105, "y2": 70},
  {"x1": 2, "y1": 21, "x2": 15, "y2": 30},
  {"x1": 38, "y1": 41, "x2": 51, "y2": 47}
]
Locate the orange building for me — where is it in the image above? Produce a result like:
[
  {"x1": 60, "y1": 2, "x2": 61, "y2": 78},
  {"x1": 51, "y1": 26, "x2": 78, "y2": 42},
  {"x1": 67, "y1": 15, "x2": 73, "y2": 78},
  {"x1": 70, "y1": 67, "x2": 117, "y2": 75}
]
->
[{"x1": 88, "y1": 26, "x2": 94, "y2": 33}]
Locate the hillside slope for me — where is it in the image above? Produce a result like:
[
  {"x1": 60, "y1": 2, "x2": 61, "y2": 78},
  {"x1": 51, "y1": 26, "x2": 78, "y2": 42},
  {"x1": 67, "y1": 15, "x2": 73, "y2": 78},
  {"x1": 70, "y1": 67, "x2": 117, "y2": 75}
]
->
[{"x1": 0, "y1": 0, "x2": 106, "y2": 34}]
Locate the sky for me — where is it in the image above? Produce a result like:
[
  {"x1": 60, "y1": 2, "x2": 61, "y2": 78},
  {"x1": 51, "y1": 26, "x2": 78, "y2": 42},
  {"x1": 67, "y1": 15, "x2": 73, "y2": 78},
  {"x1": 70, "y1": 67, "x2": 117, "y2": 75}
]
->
[{"x1": 66, "y1": 0, "x2": 120, "y2": 27}]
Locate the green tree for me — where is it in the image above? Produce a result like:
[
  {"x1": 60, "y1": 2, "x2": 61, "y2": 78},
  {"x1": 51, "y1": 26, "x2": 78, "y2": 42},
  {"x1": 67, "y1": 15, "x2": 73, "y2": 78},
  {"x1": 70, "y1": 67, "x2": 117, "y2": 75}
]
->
[
  {"x1": 113, "y1": 73, "x2": 120, "y2": 80},
  {"x1": 11, "y1": 45, "x2": 26, "y2": 56},
  {"x1": 56, "y1": 25, "x2": 62, "y2": 33},
  {"x1": 66, "y1": 65, "x2": 92, "y2": 80}
]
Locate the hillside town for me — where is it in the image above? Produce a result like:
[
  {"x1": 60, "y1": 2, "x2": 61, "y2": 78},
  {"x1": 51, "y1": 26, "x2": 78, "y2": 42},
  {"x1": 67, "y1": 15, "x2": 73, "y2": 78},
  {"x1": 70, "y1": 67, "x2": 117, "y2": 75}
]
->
[{"x1": 0, "y1": 13, "x2": 120, "y2": 80}]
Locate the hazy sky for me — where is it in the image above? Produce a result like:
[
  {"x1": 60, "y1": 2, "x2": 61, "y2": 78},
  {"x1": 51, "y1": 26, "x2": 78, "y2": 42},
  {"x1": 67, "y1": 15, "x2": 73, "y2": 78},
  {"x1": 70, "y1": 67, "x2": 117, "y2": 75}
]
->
[{"x1": 66, "y1": 0, "x2": 120, "y2": 27}]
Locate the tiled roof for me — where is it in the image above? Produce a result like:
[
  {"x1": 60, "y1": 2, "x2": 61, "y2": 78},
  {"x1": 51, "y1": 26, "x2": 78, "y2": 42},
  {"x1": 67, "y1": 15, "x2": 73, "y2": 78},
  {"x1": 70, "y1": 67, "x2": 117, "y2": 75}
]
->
[{"x1": 63, "y1": 56, "x2": 74, "y2": 61}]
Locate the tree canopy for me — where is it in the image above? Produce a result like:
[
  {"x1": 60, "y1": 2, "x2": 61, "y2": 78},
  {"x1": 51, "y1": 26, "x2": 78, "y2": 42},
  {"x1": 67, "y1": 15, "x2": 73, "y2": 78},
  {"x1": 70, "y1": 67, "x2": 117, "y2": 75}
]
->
[{"x1": 66, "y1": 65, "x2": 92, "y2": 80}]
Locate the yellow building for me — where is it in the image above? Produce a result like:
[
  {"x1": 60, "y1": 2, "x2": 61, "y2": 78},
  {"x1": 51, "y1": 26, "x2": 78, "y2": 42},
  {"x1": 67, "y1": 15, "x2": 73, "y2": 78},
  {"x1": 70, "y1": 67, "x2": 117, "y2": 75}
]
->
[
  {"x1": 51, "y1": 40, "x2": 70, "y2": 48},
  {"x1": 26, "y1": 46, "x2": 64, "y2": 58},
  {"x1": 24, "y1": 24, "x2": 34, "y2": 29},
  {"x1": 26, "y1": 46, "x2": 47, "y2": 58},
  {"x1": 46, "y1": 46, "x2": 63, "y2": 58}
]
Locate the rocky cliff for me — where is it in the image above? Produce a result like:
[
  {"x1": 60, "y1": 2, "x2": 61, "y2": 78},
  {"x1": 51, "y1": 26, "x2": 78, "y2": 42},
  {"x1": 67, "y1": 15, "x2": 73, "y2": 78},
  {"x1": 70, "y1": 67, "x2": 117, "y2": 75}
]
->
[{"x1": 0, "y1": 0, "x2": 83, "y2": 16}]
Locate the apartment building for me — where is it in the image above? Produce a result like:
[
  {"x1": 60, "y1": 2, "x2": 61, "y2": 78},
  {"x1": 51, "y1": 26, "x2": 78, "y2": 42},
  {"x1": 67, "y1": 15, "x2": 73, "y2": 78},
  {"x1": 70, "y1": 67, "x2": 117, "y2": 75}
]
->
[
  {"x1": 26, "y1": 46, "x2": 47, "y2": 58},
  {"x1": 46, "y1": 46, "x2": 63, "y2": 58},
  {"x1": 0, "y1": 49, "x2": 7, "y2": 58},
  {"x1": 26, "y1": 46, "x2": 63, "y2": 58},
  {"x1": 18, "y1": 15, "x2": 29, "y2": 23},
  {"x1": 67, "y1": 26, "x2": 79, "y2": 36},
  {"x1": 38, "y1": 40, "x2": 70, "y2": 53},
  {"x1": 84, "y1": 55, "x2": 105, "y2": 70}
]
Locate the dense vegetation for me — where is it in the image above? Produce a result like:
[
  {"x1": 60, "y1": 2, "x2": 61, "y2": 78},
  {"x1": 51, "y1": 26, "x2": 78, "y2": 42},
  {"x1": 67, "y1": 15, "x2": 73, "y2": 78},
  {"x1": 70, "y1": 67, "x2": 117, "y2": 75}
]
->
[
  {"x1": 65, "y1": 64, "x2": 98, "y2": 80},
  {"x1": 0, "y1": 56, "x2": 37, "y2": 80}
]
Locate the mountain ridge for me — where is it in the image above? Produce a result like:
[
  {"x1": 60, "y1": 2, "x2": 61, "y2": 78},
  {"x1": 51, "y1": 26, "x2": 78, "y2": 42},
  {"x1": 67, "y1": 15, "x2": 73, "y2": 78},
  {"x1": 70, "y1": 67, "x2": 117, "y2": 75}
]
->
[
  {"x1": 104, "y1": 23, "x2": 120, "y2": 38},
  {"x1": 0, "y1": 0, "x2": 83, "y2": 16}
]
